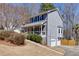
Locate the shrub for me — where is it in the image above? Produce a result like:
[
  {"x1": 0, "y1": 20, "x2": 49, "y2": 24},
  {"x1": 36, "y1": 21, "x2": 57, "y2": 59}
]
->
[
  {"x1": 27, "y1": 33, "x2": 32, "y2": 40},
  {"x1": 0, "y1": 35, "x2": 4, "y2": 40},
  {"x1": 27, "y1": 33, "x2": 42, "y2": 43},
  {"x1": 0, "y1": 30, "x2": 10, "y2": 40},
  {"x1": 0, "y1": 30, "x2": 25, "y2": 45},
  {"x1": 34, "y1": 34, "x2": 42, "y2": 43},
  {"x1": 9, "y1": 33, "x2": 25, "y2": 45},
  {"x1": 22, "y1": 32, "x2": 28, "y2": 39}
]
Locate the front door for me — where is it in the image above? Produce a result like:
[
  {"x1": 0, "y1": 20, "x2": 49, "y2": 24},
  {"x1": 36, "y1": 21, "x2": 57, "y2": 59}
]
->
[{"x1": 57, "y1": 27, "x2": 63, "y2": 38}]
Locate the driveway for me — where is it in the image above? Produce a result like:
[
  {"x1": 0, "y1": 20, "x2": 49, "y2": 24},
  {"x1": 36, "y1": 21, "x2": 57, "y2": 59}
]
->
[{"x1": 56, "y1": 46, "x2": 79, "y2": 56}]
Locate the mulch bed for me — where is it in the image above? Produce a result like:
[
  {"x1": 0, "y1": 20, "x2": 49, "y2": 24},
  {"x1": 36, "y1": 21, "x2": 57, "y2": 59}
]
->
[
  {"x1": 0, "y1": 40, "x2": 15, "y2": 46},
  {"x1": 0, "y1": 40, "x2": 26, "y2": 47}
]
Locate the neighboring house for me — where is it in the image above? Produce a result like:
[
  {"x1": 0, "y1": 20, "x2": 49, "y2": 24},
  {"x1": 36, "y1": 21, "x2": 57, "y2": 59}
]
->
[{"x1": 22, "y1": 9, "x2": 63, "y2": 46}]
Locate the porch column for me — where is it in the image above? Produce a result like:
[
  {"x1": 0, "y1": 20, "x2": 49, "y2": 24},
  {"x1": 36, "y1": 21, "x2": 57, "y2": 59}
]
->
[
  {"x1": 33, "y1": 26, "x2": 34, "y2": 34},
  {"x1": 27, "y1": 27, "x2": 28, "y2": 33},
  {"x1": 41, "y1": 25, "x2": 42, "y2": 36}
]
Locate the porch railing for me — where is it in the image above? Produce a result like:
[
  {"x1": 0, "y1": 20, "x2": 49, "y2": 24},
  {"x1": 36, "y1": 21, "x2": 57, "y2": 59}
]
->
[{"x1": 28, "y1": 31, "x2": 46, "y2": 35}]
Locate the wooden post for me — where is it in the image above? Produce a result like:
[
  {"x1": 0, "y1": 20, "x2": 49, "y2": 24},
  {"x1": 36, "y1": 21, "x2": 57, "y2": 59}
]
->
[
  {"x1": 33, "y1": 26, "x2": 34, "y2": 34},
  {"x1": 27, "y1": 27, "x2": 28, "y2": 33},
  {"x1": 41, "y1": 25, "x2": 42, "y2": 36}
]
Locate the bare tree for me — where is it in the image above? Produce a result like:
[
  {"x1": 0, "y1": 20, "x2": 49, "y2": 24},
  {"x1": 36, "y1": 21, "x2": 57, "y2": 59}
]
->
[
  {"x1": 0, "y1": 4, "x2": 29, "y2": 31},
  {"x1": 61, "y1": 3, "x2": 77, "y2": 39}
]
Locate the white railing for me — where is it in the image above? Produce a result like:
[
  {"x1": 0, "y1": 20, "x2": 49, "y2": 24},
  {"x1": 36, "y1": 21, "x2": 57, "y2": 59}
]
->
[{"x1": 28, "y1": 31, "x2": 46, "y2": 35}]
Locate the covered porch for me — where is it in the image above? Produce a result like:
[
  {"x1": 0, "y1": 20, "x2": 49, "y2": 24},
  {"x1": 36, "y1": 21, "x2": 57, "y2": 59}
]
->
[
  {"x1": 27, "y1": 25, "x2": 45, "y2": 36},
  {"x1": 23, "y1": 20, "x2": 47, "y2": 36}
]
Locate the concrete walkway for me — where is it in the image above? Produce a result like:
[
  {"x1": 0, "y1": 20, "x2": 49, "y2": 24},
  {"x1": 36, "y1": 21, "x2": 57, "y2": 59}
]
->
[{"x1": 57, "y1": 46, "x2": 79, "y2": 56}]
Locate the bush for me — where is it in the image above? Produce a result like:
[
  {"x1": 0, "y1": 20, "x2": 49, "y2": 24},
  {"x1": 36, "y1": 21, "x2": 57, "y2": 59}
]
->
[
  {"x1": 22, "y1": 32, "x2": 28, "y2": 39},
  {"x1": 10, "y1": 33, "x2": 25, "y2": 45},
  {"x1": 27, "y1": 33, "x2": 42, "y2": 43},
  {"x1": 0, "y1": 30, "x2": 11, "y2": 40},
  {"x1": 0, "y1": 30, "x2": 25, "y2": 45}
]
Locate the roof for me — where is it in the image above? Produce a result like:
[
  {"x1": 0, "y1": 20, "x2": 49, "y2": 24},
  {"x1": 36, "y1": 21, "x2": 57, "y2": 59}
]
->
[
  {"x1": 22, "y1": 20, "x2": 47, "y2": 27},
  {"x1": 30, "y1": 9, "x2": 57, "y2": 18}
]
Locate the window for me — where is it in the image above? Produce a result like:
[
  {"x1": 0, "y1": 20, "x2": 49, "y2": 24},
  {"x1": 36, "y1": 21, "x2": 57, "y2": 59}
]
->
[
  {"x1": 30, "y1": 14, "x2": 47, "y2": 23},
  {"x1": 37, "y1": 16, "x2": 39, "y2": 21},
  {"x1": 58, "y1": 28, "x2": 63, "y2": 34},
  {"x1": 35, "y1": 17, "x2": 38, "y2": 22},
  {"x1": 42, "y1": 15, "x2": 43, "y2": 20},
  {"x1": 39, "y1": 15, "x2": 42, "y2": 20},
  {"x1": 58, "y1": 27, "x2": 63, "y2": 39},
  {"x1": 33, "y1": 18, "x2": 35, "y2": 22},
  {"x1": 58, "y1": 28, "x2": 60, "y2": 33}
]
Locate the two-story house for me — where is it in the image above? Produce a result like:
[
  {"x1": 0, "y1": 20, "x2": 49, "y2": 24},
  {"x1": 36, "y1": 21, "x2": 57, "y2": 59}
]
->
[{"x1": 22, "y1": 9, "x2": 63, "y2": 46}]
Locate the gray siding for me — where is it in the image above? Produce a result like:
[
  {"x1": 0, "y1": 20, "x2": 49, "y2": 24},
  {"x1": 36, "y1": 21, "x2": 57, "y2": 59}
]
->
[{"x1": 47, "y1": 11, "x2": 63, "y2": 46}]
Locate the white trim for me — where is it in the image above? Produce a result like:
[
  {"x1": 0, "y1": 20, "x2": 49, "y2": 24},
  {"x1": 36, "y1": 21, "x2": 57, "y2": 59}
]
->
[{"x1": 23, "y1": 20, "x2": 47, "y2": 27}]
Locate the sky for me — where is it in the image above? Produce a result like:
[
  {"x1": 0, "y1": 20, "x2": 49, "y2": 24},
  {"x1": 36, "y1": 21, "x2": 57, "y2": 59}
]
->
[
  {"x1": 10, "y1": 3, "x2": 40, "y2": 15},
  {"x1": 10, "y1": 3, "x2": 79, "y2": 15},
  {"x1": 9, "y1": 3, "x2": 79, "y2": 24}
]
